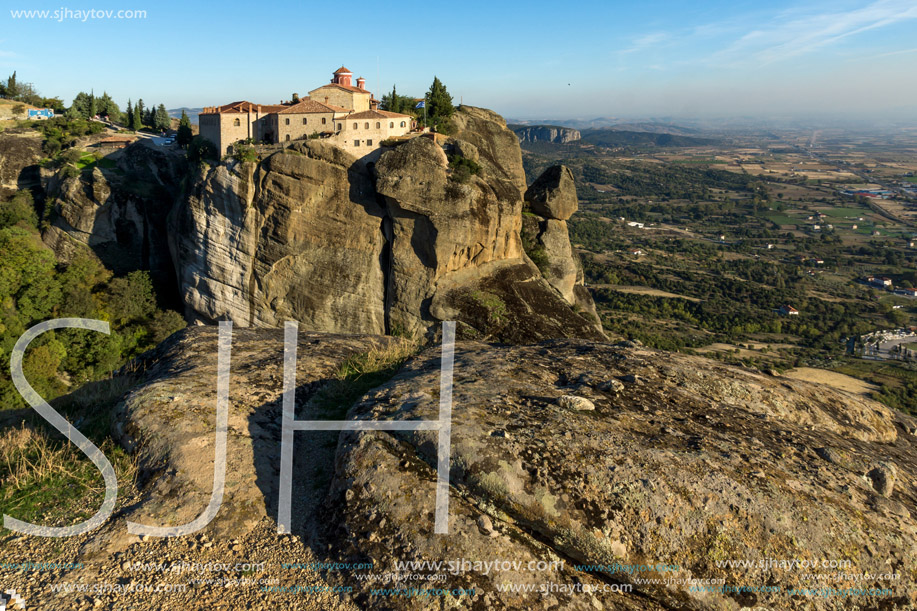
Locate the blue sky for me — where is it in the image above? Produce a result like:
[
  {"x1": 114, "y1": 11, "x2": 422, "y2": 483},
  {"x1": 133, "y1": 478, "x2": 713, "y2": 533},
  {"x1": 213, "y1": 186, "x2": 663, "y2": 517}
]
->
[{"x1": 1, "y1": 0, "x2": 916, "y2": 121}]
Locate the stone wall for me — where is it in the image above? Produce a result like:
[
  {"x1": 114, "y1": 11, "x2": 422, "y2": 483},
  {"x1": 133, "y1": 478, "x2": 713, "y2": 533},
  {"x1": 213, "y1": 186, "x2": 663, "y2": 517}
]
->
[{"x1": 309, "y1": 86, "x2": 371, "y2": 112}]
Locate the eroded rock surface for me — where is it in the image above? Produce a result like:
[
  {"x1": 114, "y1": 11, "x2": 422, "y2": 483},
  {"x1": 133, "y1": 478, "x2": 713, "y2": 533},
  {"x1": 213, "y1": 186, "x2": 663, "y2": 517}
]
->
[
  {"x1": 170, "y1": 106, "x2": 601, "y2": 343},
  {"x1": 327, "y1": 339, "x2": 917, "y2": 610},
  {"x1": 4, "y1": 329, "x2": 915, "y2": 610},
  {"x1": 0, "y1": 129, "x2": 42, "y2": 198}
]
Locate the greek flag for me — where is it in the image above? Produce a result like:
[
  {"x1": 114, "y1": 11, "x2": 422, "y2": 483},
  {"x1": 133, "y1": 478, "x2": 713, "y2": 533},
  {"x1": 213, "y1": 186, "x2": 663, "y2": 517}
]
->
[{"x1": 415, "y1": 100, "x2": 425, "y2": 109}]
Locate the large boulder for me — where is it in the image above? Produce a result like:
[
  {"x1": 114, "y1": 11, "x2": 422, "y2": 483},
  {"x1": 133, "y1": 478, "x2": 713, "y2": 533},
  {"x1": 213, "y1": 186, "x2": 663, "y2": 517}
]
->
[
  {"x1": 6, "y1": 329, "x2": 916, "y2": 610},
  {"x1": 525, "y1": 164, "x2": 578, "y2": 220},
  {"x1": 42, "y1": 143, "x2": 182, "y2": 283},
  {"x1": 327, "y1": 339, "x2": 917, "y2": 610},
  {"x1": 0, "y1": 129, "x2": 42, "y2": 199},
  {"x1": 374, "y1": 134, "x2": 524, "y2": 338},
  {"x1": 169, "y1": 141, "x2": 388, "y2": 333}
]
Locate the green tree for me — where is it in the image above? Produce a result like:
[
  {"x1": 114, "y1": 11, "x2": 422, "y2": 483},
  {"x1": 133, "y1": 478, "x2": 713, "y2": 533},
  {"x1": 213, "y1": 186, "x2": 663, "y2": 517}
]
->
[
  {"x1": 69, "y1": 91, "x2": 99, "y2": 119},
  {"x1": 125, "y1": 99, "x2": 134, "y2": 129},
  {"x1": 154, "y1": 104, "x2": 170, "y2": 132},
  {"x1": 380, "y1": 84, "x2": 416, "y2": 114},
  {"x1": 3, "y1": 71, "x2": 19, "y2": 99},
  {"x1": 135, "y1": 99, "x2": 145, "y2": 127},
  {"x1": 130, "y1": 100, "x2": 143, "y2": 131},
  {"x1": 41, "y1": 97, "x2": 65, "y2": 113},
  {"x1": 425, "y1": 76, "x2": 455, "y2": 132},
  {"x1": 0, "y1": 191, "x2": 38, "y2": 229},
  {"x1": 96, "y1": 92, "x2": 121, "y2": 122},
  {"x1": 106, "y1": 271, "x2": 155, "y2": 325},
  {"x1": 177, "y1": 110, "x2": 193, "y2": 148},
  {"x1": 187, "y1": 135, "x2": 217, "y2": 164}
]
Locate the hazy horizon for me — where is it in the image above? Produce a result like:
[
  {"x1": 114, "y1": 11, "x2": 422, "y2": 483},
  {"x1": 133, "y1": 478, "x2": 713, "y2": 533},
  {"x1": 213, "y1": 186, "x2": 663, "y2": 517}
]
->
[{"x1": 2, "y1": 0, "x2": 916, "y2": 124}]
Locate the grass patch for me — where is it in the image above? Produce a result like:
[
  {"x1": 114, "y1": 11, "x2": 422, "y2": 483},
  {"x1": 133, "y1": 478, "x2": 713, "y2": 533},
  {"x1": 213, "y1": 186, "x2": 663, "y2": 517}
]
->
[
  {"x1": 470, "y1": 290, "x2": 508, "y2": 324},
  {"x1": 308, "y1": 339, "x2": 418, "y2": 420},
  {"x1": 0, "y1": 373, "x2": 139, "y2": 531}
]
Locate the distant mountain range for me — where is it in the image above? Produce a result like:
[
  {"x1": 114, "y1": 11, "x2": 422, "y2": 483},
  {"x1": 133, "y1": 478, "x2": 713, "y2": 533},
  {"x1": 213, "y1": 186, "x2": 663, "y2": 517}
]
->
[
  {"x1": 510, "y1": 123, "x2": 716, "y2": 148},
  {"x1": 168, "y1": 108, "x2": 203, "y2": 125}
]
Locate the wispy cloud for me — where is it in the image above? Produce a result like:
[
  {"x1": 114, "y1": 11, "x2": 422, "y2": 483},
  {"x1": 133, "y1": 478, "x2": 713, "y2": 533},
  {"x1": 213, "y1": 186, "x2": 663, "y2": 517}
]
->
[
  {"x1": 717, "y1": 0, "x2": 917, "y2": 65},
  {"x1": 619, "y1": 31, "x2": 670, "y2": 55}
]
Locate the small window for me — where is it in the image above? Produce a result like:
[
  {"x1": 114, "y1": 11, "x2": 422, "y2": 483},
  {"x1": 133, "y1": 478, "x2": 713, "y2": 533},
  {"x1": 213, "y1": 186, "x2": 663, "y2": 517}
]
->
[
  {"x1": 285, "y1": 118, "x2": 290, "y2": 125},
  {"x1": 303, "y1": 118, "x2": 307, "y2": 125},
  {"x1": 322, "y1": 117, "x2": 327, "y2": 124},
  {"x1": 389, "y1": 122, "x2": 394, "y2": 128},
  {"x1": 285, "y1": 134, "x2": 290, "y2": 141},
  {"x1": 353, "y1": 122, "x2": 358, "y2": 129},
  {"x1": 233, "y1": 118, "x2": 241, "y2": 127},
  {"x1": 375, "y1": 122, "x2": 380, "y2": 129},
  {"x1": 354, "y1": 140, "x2": 360, "y2": 147},
  {"x1": 367, "y1": 139, "x2": 373, "y2": 146},
  {"x1": 364, "y1": 122, "x2": 369, "y2": 129},
  {"x1": 400, "y1": 121, "x2": 405, "y2": 127}
]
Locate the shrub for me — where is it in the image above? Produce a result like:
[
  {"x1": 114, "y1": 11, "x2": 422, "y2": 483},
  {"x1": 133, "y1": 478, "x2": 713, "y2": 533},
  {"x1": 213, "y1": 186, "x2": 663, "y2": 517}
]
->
[
  {"x1": 187, "y1": 135, "x2": 217, "y2": 164},
  {"x1": 0, "y1": 190, "x2": 38, "y2": 229},
  {"x1": 232, "y1": 141, "x2": 258, "y2": 163},
  {"x1": 448, "y1": 154, "x2": 481, "y2": 183}
]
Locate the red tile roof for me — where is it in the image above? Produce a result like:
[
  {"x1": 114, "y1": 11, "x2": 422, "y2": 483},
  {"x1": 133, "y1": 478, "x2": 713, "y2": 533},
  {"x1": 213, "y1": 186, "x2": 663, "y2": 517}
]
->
[
  {"x1": 333, "y1": 66, "x2": 352, "y2": 75},
  {"x1": 310, "y1": 82, "x2": 370, "y2": 95},
  {"x1": 277, "y1": 99, "x2": 349, "y2": 114},
  {"x1": 335, "y1": 109, "x2": 413, "y2": 121},
  {"x1": 202, "y1": 101, "x2": 288, "y2": 114}
]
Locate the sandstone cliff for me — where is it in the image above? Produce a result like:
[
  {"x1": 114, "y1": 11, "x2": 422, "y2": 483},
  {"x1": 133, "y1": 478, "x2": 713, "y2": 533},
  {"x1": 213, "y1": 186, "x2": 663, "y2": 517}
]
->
[
  {"x1": 0, "y1": 128, "x2": 42, "y2": 199},
  {"x1": 513, "y1": 125, "x2": 582, "y2": 144},
  {"x1": 7, "y1": 327, "x2": 914, "y2": 610},
  {"x1": 169, "y1": 106, "x2": 603, "y2": 343},
  {"x1": 40, "y1": 142, "x2": 184, "y2": 287}
]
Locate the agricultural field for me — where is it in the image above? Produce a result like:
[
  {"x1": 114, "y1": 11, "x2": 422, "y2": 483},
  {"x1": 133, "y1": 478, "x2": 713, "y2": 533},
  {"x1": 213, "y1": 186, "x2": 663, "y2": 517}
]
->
[{"x1": 521, "y1": 125, "x2": 917, "y2": 414}]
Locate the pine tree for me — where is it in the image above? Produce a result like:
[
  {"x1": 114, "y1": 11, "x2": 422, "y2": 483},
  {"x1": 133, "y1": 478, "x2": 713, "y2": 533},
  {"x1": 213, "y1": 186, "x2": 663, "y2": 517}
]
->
[
  {"x1": 130, "y1": 99, "x2": 143, "y2": 131},
  {"x1": 125, "y1": 99, "x2": 134, "y2": 129},
  {"x1": 177, "y1": 111, "x2": 193, "y2": 148},
  {"x1": 6, "y1": 71, "x2": 18, "y2": 99},
  {"x1": 136, "y1": 99, "x2": 145, "y2": 127},
  {"x1": 154, "y1": 104, "x2": 170, "y2": 132},
  {"x1": 426, "y1": 77, "x2": 454, "y2": 131}
]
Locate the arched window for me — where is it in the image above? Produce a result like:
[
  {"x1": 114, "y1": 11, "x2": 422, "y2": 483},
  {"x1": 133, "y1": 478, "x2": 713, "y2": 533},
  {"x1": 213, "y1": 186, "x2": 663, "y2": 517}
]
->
[
  {"x1": 303, "y1": 118, "x2": 307, "y2": 125},
  {"x1": 285, "y1": 134, "x2": 290, "y2": 141},
  {"x1": 389, "y1": 122, "x2": 394, "y2": 128},
  {"x1": 353, "y1": 122, "x2": 358, "y2": 129},
  {"x1": 322, "y1": 117, "x2": 327, "y2": 124},
  {"x1": 364, "y1": 122, "x2": 369, "y2": 129},
  {"x1": 400, "y1": 121, "x2": 406, "y2": 127},
  {"x1": 285, "y1": 118, "x2": 290, "y2": 125},
  {"x1": 375, "y1": 122, "x2": 381, "y2": 129},
  {"x1": 233, "y1": 118, "x2": 241, "y2": 127}
]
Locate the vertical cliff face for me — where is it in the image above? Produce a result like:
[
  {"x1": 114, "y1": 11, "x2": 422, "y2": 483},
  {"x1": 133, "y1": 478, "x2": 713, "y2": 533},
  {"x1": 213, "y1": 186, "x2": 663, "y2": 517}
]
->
[
  {"x1": 0, "y1": 129, "x2": 42, "y2": 199},
  {"x1": 41, "y1": 143, "x2": 183, "y2": 289},
  {"x1": 513, "y1": 124, "x2": 582, "y2": 144},
  {"x1": 170, "y1": 141, "x2": 388, "y2": 333},
  {"x1": 164, "y1": 106, "x2": 604, "y2": 342}
]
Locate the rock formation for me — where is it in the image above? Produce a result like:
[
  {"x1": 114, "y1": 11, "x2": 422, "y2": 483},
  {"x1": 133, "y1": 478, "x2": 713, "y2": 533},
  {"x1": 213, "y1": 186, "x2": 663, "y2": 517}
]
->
[
  {"x1": 41, "y1": 142, "x2": 183, "y2": 285},
  {"x1": 0, "y1": 128, "x2": 42, "y2": 199},
  {"x1": 522, "y1": 164, "x2": 602, "y2": 328},
  {"x1": 513, "y1": 125, "x2": 582, "y2": 144},
  {"x1": 168, "y1": 106, "x2": 603, "y2": 343},
  {"x1": 7, "y1": 327, "x2": 914, "y2": 610}
]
